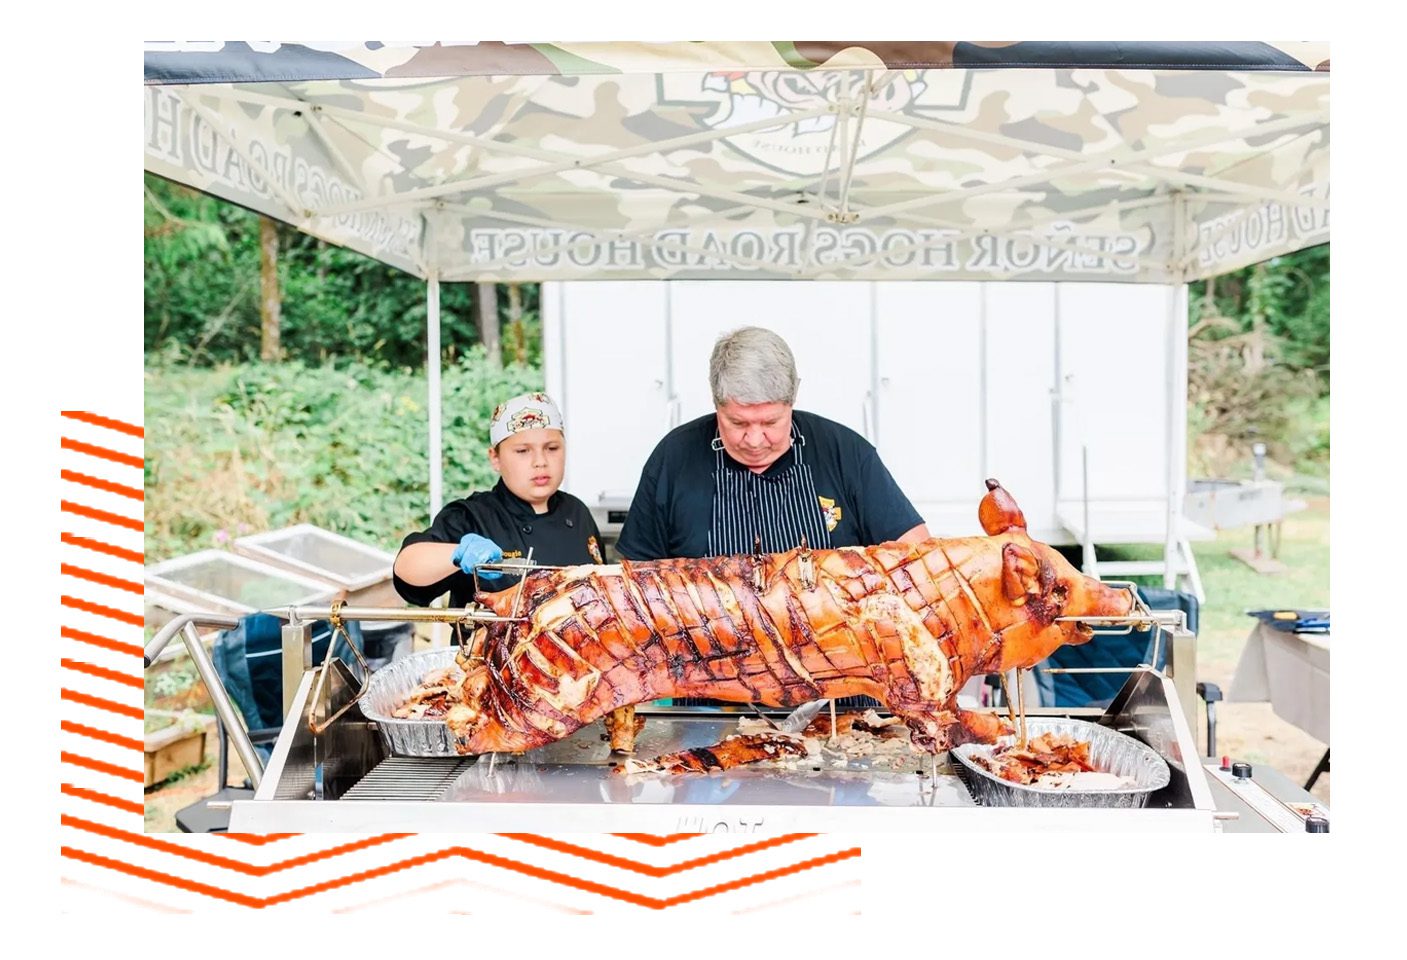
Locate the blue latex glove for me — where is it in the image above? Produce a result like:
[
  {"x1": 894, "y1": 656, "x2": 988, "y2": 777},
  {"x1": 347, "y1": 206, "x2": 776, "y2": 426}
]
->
[{"x1": 451, "y1": 533, "x2": 505, "y2": 580}]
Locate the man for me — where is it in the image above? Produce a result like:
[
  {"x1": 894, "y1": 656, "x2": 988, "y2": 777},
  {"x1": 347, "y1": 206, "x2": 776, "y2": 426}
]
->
[{"x1": 617, "y1": 326, "x2": 929, "y2": 562}]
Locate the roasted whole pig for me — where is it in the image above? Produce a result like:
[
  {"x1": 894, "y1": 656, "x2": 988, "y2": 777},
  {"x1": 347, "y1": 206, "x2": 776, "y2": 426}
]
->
[
  {"x1": 619, "y1": 734, "x2": 810, "y2": 776},
  {"x1": 446, "y1": 480, "x2": 1131, "y2": 756}
]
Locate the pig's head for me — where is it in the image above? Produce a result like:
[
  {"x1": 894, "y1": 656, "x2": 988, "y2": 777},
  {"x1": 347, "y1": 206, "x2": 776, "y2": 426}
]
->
[{"x1": 975, "y1": 479, "x2": 1133, "y2": 671}]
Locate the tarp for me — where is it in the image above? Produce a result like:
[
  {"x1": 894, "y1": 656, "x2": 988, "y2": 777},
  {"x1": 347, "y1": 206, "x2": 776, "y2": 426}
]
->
[{"x1": 143, "y1": 41, "x2": 1329, "y2": 283}]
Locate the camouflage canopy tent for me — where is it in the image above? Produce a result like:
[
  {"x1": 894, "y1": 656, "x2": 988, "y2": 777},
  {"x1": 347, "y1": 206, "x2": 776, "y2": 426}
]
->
[{"x1": 143, "y1": 41, "x2": 1330, "y2": 507}]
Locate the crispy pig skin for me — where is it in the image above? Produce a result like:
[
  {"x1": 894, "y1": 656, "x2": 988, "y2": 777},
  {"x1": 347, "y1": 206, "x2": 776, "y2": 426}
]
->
[
  {"x1": 445, "y1": 481, "x2": 1132, "y2": 756},
  {"x1": 618, "y1": 734, "x2": 809, "y2": 775}
]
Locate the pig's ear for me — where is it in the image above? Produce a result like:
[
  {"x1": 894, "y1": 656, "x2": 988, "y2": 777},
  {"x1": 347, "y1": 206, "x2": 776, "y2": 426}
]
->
[
  {"x1": 1002, "y1": 543, "x2": 1042, "y2": 605},
  {"x1": 980, "y1": 479, "x2": 1027, "y2": 535}
]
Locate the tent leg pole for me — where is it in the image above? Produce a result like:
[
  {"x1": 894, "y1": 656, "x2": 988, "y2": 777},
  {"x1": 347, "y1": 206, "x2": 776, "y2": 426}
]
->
[
  {"x1": 427, "y1": 273, "x2": 443, "y2": 518},
  {"x1": 427, "y1": 271, "x2": 447, "y2": 648}
]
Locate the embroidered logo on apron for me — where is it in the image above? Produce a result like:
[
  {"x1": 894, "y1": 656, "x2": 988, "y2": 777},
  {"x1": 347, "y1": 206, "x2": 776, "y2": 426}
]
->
[{"x1": 818, "y1": 495, "x2": 843, "y2": 532}]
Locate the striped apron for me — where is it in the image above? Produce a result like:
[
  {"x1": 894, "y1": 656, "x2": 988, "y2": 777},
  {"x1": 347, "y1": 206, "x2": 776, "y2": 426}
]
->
[{"x1": 706, "y1": 423, "x2": 832, "y2": 557}]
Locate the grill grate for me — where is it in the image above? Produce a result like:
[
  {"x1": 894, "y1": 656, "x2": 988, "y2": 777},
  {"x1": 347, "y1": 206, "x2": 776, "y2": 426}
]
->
[{"x1": 342, "y1": 757, "x2": 475, "y2": 802}]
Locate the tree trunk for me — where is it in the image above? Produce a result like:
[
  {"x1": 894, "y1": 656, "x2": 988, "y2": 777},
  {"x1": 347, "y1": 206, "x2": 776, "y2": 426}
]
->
[
  {"x1": 476, "y1": 281, "x2": 502, "y2": 365},
  {"x1": 507, "y1": 283, "x2": 528, "y2": 365},
  {"x1": 259, "y1": 216, "x2": 281, "y2": 361}
]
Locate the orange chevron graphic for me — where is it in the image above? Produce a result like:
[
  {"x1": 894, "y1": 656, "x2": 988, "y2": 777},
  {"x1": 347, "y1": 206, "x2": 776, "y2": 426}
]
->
[
  {"x1": 66, "y1": 411, "x2": 861, "y2": 915},
  {"x1": 62, "y1": 750, "x2": 144, "y2": 783},
  {"x1": 63, "y1": 625, "x2": 144, "y2": 658},
  {"x1": 63, "y1": 783, "x2": 145, "y2": 816},
  {"x1": 63, "y1": 658, "x2": 143, "y2": 689},
  {"x1": 61, "y1": 437, "x2": 144, "y2": 469},
  {"x1": 62, "y1": 563, "x2": 144, "y2": 594},
  {"x1": 62, "y1": 469, "x2": 144, "y2": 501},
  {"x1": 215, "y1": 834, "x2": 300, "y2": 846},
  {"x1": 501, "y1": 832, "x2": 815, "y2": 876},
  {"x1": 62, "y1": 595, "x2": 144, "y2": 626},
  {"x1": 62, "y1": 411, "x2": 144, "y2": 438},
  {"x1": 62, "y1": 533, "x2": 145, "y2": 564},
  {"x1": 61, "y1": 501, "x2": 143, "y2": 532},
  {"x1": 63, "y1": 720, "x2": 144, "y2": 752},
  {"x1": 62, "y1": 688, "x2": 143, "y2": 720},
  {"x1": 64, "y1": 816, "x2": 413, "y2": 874},
  {"x1": 612, "y1": 833, "x2": 704, "y2": 846},
  {"x1": 62, "y1": 842, "x2": 861, "y2": 909}
]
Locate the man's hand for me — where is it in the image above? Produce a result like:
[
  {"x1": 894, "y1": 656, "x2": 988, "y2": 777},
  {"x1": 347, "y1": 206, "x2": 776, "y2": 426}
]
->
[{"x1": 451, "y1": 533, "x2": 506, "y2": 580}]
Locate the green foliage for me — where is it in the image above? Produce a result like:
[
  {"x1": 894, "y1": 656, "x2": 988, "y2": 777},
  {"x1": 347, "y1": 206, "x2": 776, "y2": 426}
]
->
[
  {"x1": 1189, "y1": 244, "x2": 1329, "y2": 383},
  {"x1": 159, "y1": 761, "x2": 212, "y2": 785},
  {"x1": 148, "y1": 664, "x2": 199, "y2": 700},
  {"x1": 145, "y1": 351, "x2": 543, "y2": 561},
  {"x1": 1187, "y1": 245, "x2": 1329, "y2": 477},
  {"x1": 143, "y1": 174, "x2": 541, "y2": 368}
]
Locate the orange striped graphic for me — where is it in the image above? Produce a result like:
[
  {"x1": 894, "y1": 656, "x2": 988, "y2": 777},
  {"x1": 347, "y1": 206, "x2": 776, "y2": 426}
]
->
[
  {"x1": 62, "y1": 751, "x2": 145, "y2": 783},
  {"x1": 501, "y1": 833, "x2": 815, "y2": 876},
  {"x1": 62, "y1": 626, "x2": 143, "y2": 658},
  {"x1": 215, "y1": 834, "x2": 299, "y2": 846},
  {"x1": 61, "y1": 533, "x2": 144, "y2": 564},
  {"x1": 62, "y1": 843, "x2": 862, "y2": 909},
  {"x1": 64, "y1": 817, "x2": 413, "y2": 875},
  {"x1": 62, "y1": 720, "x2": 144, "y2": 752},
  {"x1": 62, "y1": 658, "x2": 143, "y2": 689},
  {"x1": 61, "y1": 688, "x2": 144, "y2": 720},
  {"x1": 62, "y1": 564, "x2": 143, "y2": 595},
  {"x1": 62, "y1": 411, "x2": 144, "y2": 438},
  {"x1": 62, "y1": 596, "x2": 144, "y2": 626},
  {"x1": 63, "y1": 408, "x2": 860, "y2": 915},
  {"x1": 62, "y1": 783, "x2": 146, "y2": 816},
  {"x1": 612, "y1": 833, "x2": 704, "y2": 846},
  {"x1": 61, "y1": 501, "x2": 143, "y2": 532},
  {"x1": 61, "y1": 437, "x2": 144, "y2": 469},
  {"x1": 61, "y1": 469, "x2": 144, "y2": 501}
]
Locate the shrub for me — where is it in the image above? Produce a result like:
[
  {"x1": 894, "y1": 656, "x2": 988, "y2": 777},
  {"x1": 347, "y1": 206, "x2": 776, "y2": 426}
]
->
[{"x1": 145, "y1": 350, "x2": 543, "y2": 561}]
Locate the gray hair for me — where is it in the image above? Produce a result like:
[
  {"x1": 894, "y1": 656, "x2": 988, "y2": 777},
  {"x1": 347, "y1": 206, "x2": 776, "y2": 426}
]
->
[{"x1": 709, "y1": 327, "x2": 800, "y2": 407}]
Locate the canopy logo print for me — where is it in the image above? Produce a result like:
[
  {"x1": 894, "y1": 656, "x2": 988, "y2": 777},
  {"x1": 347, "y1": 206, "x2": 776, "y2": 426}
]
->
[{"x1": 658, "y1": 71, "x2": 926, "y2": 178}]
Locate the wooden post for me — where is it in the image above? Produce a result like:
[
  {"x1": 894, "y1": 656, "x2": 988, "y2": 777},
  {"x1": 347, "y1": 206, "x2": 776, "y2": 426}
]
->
[
  {"x1": 259, "y1": 216, "x2": 282, "y2": 361},
  {"x1": 507, "y1": 282, "x2": 527, "y2": 365},
  {"x1": 476, "y1": 282, "x2": 501, "y2": 365}
]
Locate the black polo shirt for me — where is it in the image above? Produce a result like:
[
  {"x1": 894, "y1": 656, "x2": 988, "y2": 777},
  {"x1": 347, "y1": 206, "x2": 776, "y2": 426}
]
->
[
  {"x1": 616, "y1": 410, "x2": 923, "y2": 561},
  {"x1": 392, "y1": 479, "x2": 605, "y2": 608}
]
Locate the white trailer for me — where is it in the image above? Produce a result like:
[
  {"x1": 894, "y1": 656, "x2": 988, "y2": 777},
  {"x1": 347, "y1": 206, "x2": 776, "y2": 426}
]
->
[{"x1": 544, "y1": 279, "x2": 1210, "y2": 598}]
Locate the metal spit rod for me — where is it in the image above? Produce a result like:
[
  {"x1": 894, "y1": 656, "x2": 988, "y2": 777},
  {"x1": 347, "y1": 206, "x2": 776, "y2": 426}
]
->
[{"x1": 281, "y1": 604, "x2": 528, "y2": 623}]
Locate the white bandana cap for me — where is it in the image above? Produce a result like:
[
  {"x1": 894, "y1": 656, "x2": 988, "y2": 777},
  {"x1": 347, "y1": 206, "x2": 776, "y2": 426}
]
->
[{"x1": 489, "y1": 391, "x2": 565, "y2": 447}]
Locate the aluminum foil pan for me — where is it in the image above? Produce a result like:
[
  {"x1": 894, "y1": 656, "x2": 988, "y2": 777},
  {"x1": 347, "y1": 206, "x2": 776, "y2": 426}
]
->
[
  {"x1": 361, "y1": 647, "x2": 464, "y2": 758},
  {"x1": 951, "y1": 718, "x2": 1170, "y2": 809}
]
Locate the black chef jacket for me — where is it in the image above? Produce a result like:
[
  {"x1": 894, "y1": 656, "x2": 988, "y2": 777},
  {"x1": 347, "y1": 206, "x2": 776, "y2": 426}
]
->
[{"x1": 392, "y1": 479, "x2": 605, "y2": 609}]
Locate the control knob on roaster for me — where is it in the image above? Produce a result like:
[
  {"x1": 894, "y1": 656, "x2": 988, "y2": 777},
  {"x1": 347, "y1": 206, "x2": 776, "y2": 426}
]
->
[
  {"x1": 1305, "y1": 816, "x2": 1329, "y2": 834},
  {"x1": 1231, "y1": 762, "x2": 1252, "y2": 781}
]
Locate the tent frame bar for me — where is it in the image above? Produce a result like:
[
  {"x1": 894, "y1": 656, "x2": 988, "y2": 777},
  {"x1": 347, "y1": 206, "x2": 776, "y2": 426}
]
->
[
  {"x1": 180, "y1": 93, "x2": 308, "y2": 221},
  {"x1": 301, "y1": 105, "x2": 370, "y2": 199}
]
